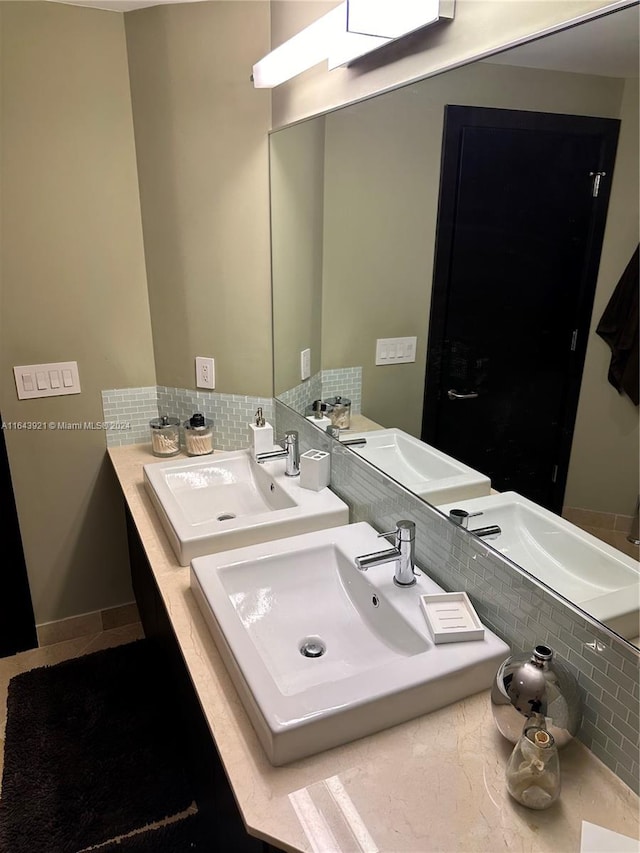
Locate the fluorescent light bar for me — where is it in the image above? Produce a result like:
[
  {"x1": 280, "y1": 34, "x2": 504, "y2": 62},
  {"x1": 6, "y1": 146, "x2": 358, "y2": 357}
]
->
[
  {"x1": 252, "y1": 0, "x2": 453, "y2": 88},
  {"x1": 346, "y1": 0, "x2": 445, "y2": 40},
  {"x1": 252, "y1": 6, "x2": 343, "y2": 89},
  {"x1": 253, "y1": 2, "x2": 389, "y2": 88}
]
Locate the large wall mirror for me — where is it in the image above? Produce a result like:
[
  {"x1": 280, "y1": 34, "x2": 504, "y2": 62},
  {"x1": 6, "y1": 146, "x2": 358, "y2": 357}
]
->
[{"x1": 271, "y1": 6, "x2": 639, "y2": 647}]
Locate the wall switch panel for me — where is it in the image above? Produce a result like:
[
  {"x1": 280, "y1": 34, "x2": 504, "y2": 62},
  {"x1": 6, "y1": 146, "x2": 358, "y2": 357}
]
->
[
  {"x1": 300, "y1": 348, "x2": 311, "y2": 380},
  {"x1": 14, "y1": 361, "x2": 81, "y2": 399},
  {"x1": 195, "y1": 356, "x2": 215, "y2": 390},
  {"x1": 375, "y1": 336, "x2": 417, "y2": 365}
]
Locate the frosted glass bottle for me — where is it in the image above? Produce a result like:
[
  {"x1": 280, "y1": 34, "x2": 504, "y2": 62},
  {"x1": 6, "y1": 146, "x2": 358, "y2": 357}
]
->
[{"x1": 506, "y1": 717, "x2": 561, "y2": 810}]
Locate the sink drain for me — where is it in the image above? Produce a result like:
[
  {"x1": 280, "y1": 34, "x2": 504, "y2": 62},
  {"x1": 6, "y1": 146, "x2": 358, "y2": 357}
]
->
[
  {"x1": 217, "y1": 512, "x2": 236, "y2": 521},
  {"x1": 299, "y1": 637, "x2": 326, "y2": 658}
]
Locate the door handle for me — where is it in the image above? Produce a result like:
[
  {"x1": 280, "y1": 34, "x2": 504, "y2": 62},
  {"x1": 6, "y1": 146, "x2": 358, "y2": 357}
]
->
[{"x1": 447, "y1": 389, "x2": 479, "y2": 400}]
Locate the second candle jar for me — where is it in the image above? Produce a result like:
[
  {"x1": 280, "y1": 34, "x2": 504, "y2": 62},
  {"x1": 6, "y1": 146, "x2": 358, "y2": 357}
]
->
[{"x1": 183, "y1": 412, "x2": 214, "y2": 456}]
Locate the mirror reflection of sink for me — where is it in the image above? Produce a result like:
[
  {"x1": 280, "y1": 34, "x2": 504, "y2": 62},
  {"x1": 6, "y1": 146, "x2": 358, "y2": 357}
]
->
[
  {"x1": 439, "y1": 492, "x2": 640, "y2": 640},
  {"x1": 190, "y1": 522, "x2": 509, "y2": 765},
  {"x1": 343, "y1": 428, "x2": 491, "y2": 504},
  {"x1": 144, "y1": 450, "x2": 349, "y2": 566}
]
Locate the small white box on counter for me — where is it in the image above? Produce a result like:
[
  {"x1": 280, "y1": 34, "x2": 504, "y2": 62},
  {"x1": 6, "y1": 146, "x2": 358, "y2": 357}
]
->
[{"x1": 420, "y1": 592, "x2": 485, "y2": 644}]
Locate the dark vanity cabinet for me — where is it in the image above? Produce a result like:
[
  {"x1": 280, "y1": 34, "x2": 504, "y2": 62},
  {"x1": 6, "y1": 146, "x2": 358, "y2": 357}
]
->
[{"x1": 126, "y1": 509, "x2": 283, "y2": 853}]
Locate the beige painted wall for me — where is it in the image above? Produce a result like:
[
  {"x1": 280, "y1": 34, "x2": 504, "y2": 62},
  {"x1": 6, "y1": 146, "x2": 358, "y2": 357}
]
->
[
  {"x1": 125, "y1": 1, "x2": 272, "y2": 396},
  {"x1": 1, "y1": 1, "x2": 156, "y2": 624},
  {"x1": 271, "y1": 0, "x2": 628, "y2": 128},
  {"x1": 566, "y1": 76, "x2": 639, "y2": 514},
  {"x1": 271, "y1": 117, "x2": 326, "y2": 395}
]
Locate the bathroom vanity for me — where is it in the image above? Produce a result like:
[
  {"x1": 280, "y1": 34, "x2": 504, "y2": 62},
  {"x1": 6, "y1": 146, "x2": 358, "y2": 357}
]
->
[{"x1": 109, "y1": 443, "x2": 639, "y2": 853}]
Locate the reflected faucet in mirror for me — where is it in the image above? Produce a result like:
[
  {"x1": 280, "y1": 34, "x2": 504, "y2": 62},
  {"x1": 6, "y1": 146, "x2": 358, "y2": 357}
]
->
[{"x1": 448, "y1": 508, "x2": 501, "y2": 540}]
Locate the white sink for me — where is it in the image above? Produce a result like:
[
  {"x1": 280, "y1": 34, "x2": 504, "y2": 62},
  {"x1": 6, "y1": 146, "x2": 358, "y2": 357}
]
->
[
  {"x1": 439, "y1": 492, "x2": 640, "y2": 640},
  {"x1": 344, "y1": 428, "x2": 491, "y2": 504},
  {"x1": 190, "y1": 522, "x2": 509, "y2": 765},
  {"x1": 144, "y1": 450, "x2": 349, "y2": 566}
]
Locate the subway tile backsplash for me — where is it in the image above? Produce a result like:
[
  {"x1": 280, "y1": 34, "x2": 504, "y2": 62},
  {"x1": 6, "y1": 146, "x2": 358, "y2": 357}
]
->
[
  {"x1": 156, "y1": 386, "x2": 274, "y2": 451},
  {"x1": 277, "y1": 367, "x2": 362, "y2": 416},
  {"x1": 101, "y1": 386, "x2": 273, "y2": 452},
  {"x1": 275, "y1": 400, "x2": 640, "y2": 794},
  {"x1": 101, "y1": 386, "x2": 159, "y2": 446}
]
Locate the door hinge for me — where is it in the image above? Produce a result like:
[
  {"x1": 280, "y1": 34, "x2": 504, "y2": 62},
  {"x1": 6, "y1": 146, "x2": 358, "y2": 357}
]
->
[
  {"x1": 571, "y1": 329, "x2": 578, "y2": 351},
  {"x1": 590, "y1": 171, "x2": 606, "y2": 198},
  {"x1": 552, "y1": 464, "x2": 559, "y2": 483}
]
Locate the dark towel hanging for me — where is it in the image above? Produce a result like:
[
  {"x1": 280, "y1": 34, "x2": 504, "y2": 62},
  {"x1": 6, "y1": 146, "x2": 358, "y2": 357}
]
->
[{"x1": 596, "y1": 245, "x2": 639, "y2": 406}]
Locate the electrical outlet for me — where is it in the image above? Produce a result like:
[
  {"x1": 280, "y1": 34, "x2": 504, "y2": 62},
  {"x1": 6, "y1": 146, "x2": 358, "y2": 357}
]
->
[
  {"x1": 195, "y1": 356, "x2": 215, "y2": 389},
  {"x1": 300, "y1": 348, "x2": 311, "y2": 381}
]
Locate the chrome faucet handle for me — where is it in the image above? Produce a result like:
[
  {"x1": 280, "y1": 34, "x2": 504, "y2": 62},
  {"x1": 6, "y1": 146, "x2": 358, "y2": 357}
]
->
[
  {"x1": 377, "y1": 529, "x2": 397, "y2": 539},
  {"x1": 377, "y1": 520, "x2": 415, "y2": 542},
  {"x1": 449, "y1": 509, "x2": 482, "y2": 528}
]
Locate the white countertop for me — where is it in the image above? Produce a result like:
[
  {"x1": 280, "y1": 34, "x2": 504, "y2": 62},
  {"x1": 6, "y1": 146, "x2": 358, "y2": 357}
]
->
[{"x1": 109, "y1": 444, "x2": 640, "y2": 853}]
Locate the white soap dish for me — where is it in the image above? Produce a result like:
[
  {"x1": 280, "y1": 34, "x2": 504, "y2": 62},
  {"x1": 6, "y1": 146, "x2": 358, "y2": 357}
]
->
[{"x1": 420, "y1": 592, "x2": 485, "y2": 644}]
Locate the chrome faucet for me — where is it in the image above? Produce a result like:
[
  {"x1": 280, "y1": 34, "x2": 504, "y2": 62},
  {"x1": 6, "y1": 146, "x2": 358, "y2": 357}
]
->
[
  {"x1": 355, "y1": 520, "x2": 417, "y2": 587},
  {"x1": 448, "y1": 508, "x2": 501, "y2": 539},
  {"x1": 255, "y1": 430, "x2": 300, "y2": 477},
  {"x1": 324, "y1": 425, "x2": 367, "y2": 447}
]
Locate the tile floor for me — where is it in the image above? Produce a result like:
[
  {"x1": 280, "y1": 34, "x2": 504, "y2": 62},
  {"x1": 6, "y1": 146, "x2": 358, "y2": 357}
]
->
[{"x1": 0, "y1": 622, "x2": 145, "y2": 795}]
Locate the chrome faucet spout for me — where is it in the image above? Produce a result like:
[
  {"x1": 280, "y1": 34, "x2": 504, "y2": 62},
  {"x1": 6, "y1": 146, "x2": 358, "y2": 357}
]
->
[
  {"x1": 471, "y1": 524, "x2": 502, "y2": 539},
  {"x1": 355, "y1": 520, "x2": 416, "y2": 587},
  {"x1": 255, "y1": 430, "x2": 300, "y2": 476}
]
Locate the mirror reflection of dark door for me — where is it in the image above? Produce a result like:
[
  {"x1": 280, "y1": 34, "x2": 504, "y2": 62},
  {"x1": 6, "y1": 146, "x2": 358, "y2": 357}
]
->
[
  {"x1": 1, "y1": 418, "x2": 37, "y2": 657},
  {"x1": 422, "y1": 105, "x2": 620, "y2": 513}
]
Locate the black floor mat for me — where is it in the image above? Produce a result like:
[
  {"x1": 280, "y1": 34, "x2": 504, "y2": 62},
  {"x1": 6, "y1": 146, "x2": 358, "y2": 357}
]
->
[
  {"x1": 0, "y1": 640, "x2": 195, "y2": 853},
  {"x1": 99, "y1": 812, "x2": 210, "y2": 852}
]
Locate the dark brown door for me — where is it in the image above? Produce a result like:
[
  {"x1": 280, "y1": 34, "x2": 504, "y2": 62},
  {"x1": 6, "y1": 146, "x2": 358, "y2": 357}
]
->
[{"x1": 422, "y1": 106, "x2": 620, "y2": 512}]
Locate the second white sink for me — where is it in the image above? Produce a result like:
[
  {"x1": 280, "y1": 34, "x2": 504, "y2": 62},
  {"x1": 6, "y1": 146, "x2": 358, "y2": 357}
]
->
[
  {"x1": 144, "y1": 450, "x2": 349, "y2": 565},
  {"x1": 344, "y1": 428, "x2": 491, "y2": 504},
  {"x1": 190, "y1": 522, "x2": 509, "y2": 765}
]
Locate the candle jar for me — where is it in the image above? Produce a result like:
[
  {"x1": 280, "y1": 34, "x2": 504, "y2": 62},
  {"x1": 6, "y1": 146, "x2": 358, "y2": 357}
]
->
[
  {"x1": 149, "y1": 415, "x2": 180, "y2": 457},
  {"x1": 183, "y1": 413, "x2": 214, "y2": 456}
]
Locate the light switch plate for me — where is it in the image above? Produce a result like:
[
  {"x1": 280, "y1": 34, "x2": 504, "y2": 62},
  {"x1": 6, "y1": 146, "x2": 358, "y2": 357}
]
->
[
  {"x1": 13, "y1": 361, "x2": 81, "y2": 399},
  {"x1": 375, "y1": 336, "x2": 417, "y2": 365}
]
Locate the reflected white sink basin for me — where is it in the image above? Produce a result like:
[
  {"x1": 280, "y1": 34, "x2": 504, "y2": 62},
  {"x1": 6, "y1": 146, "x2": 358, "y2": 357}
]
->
[
  {"x1": 190, "y1": 522, "x2": 509, "y2": 765},
  {"x1": 345, "y1": 428, "x2": 491, "y2": 504},
  {"x1": 439, "y1": 492, "x2": 640, "y2": 640},
  {"x1": 144, "y1": 450, "x2": 349, "y2": 565}
]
